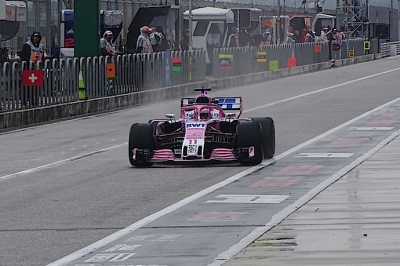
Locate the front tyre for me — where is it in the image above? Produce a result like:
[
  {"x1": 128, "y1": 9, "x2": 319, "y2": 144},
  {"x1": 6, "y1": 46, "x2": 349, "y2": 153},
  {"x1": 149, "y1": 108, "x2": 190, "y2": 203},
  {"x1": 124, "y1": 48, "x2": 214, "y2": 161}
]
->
[
  {"x1": 236, "y1": 121, "x2": 263, "y2": 166},
  {"x1": 129, "y1": 123, "x2": 154, "y2": 167},
  {"x1": 251, "y1": 117, "x2": 275, "y2": 159}
]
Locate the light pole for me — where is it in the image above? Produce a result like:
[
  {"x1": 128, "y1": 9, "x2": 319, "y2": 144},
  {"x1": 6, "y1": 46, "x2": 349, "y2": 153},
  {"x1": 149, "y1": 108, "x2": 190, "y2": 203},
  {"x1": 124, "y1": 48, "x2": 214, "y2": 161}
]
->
[
  {"x1": 277, "y1": 0, "x2": 280, "y2": 44},
  {"x1": 188, "y1": 0, "x2": 193, "y2": 51}
]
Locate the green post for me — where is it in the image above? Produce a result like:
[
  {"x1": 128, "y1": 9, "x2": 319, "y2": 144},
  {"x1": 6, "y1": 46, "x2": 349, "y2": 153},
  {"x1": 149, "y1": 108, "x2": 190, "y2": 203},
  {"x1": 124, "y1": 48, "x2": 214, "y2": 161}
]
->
[{"x1": 74, "y1": 0, "x2": 99, "y2": 57}]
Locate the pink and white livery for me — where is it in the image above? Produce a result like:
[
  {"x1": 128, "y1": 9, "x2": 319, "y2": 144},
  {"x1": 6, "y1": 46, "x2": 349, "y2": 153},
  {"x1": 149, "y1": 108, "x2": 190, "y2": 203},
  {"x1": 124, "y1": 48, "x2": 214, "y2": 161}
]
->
[{"x1": 129, "y1": 88, "x2": 275, "y2": 167}]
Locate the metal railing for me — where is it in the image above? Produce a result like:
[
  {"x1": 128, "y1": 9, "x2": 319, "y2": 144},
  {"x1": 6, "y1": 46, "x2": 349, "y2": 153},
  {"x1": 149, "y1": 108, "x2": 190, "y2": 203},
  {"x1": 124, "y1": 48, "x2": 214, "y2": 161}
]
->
[
  {"x1": 380, "y1": 41, "x2": 400, "y2": 57},
  {"x1": 0, "y1": 39, "x2": 380, "y2": 112},
  {"x1": 0, "y1": 50, "x2": 206, "y2": 112},
  {"x1": 212, "y1": 39, "x2": 372, "y2": 78}
]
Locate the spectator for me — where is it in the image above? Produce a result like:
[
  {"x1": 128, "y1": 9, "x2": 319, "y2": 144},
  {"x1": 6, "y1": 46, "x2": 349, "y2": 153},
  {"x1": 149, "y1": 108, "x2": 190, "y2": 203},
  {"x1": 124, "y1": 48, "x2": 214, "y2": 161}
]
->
[
  {"x1": 180, "y1": 30, "x2": 189, "y2": 50},
  {"x1": 336, "y1": 29, "x2": 345, "y2": 41},
  {"x1": 331, "y1": 28, "x2": 338, "y2": 41},
  {"x1": 283, "y1": 31, "x2": 295, "y2": 44},
  {"x1": 238, "y1": 27, "x2": 251, "y2": 47},
  {"x1": 294, "y1": 30, "x2": 301, "y2": 43},
  {"x1": 136, "y1": 26, "x2": 153, "y2": 54},
  {"x1": 305, "y1": 29, "x2": 315, "y2": 43},
  {"x1": 326, "y1": 27, "x2": 334, "y2": 60},
  {"x1": 156, "y1": 26, "x2": 169, "y2": 51},
  {"x1": 261, "y1": 29, "x2": 272, "y2": 45},
  {"x1": 319, "y1": 27, "x2": 327, "y2": 42},
  {"x1": 326, "y1": 26, "x2": 335, "y2": 42},
  {"x1": 19, "y1": 31, "x2": 44, "y2": 108},
  {"x1": 149, "y1": 25, "x2": 159, "y2": 52},
  {"x1": 100, "y1": 30, "x2": 116, "y2": 56},
  {"x1": 251, "y1": 33, "x2": 264, "y2": 47},
  {"x1": 20, "y1": 31, "x2": 44, "y2": 64}
]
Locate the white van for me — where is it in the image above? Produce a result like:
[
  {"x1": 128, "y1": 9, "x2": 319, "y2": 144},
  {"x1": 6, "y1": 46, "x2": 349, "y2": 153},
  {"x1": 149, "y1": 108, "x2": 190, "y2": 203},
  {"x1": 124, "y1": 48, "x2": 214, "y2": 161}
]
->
[{"x1": 183, "y1": 7, "x2": 234, "y2": 64}]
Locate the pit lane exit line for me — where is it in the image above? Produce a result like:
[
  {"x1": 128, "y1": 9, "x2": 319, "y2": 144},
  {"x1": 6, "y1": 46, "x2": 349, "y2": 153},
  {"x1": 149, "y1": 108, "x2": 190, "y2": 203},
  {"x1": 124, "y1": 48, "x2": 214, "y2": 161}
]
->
[
  {"x1": 243, "y1": 67, "x2": 400, "y2": 113},
  {"x1": 295, "y1": 153, "x2": 353, "y2": 158}
]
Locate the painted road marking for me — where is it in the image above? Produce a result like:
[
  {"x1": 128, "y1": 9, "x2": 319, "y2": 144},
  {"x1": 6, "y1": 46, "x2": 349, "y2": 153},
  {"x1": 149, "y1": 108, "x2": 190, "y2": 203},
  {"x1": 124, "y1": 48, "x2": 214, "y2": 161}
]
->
[
  {"x1": 188, "y1": 212, "x2": 247, "y2": 222},
  {"x1": 347, "y1": 127, "x2": 394, "y2": 131},
  {"x1": 126, "y1": 234, "x2": 182, "y2": 242},
  {"x1": 273, "y1": 165, "x2": 323, "y2": 175},
  {"x1": 295, "y1": 153, "x2": 353, "y2": 158},
  {"x1": 326, "y1": 138, "x2": 367, "y2": 147},
  {"x1": 366, "y1": 114, "x2": 400, "y2": 127},
  {"x1": 248, "y1": 177, "x2": 301, "y2": 188},
  {"x1": 84, "y1": 253, "x2": 136, "y2": 262},
  {"x1": 150, "y1": 234, "x2": 182, "y2": 241},
  {"x1": 125, "y1": 235, "x2": 154, "y2": 242},
  {"x1": 206, "y1": 194, "x2": 289, "y2": 204},
  {"x1": 104, "y1": 244, "x2": 140, "y2": 252}
]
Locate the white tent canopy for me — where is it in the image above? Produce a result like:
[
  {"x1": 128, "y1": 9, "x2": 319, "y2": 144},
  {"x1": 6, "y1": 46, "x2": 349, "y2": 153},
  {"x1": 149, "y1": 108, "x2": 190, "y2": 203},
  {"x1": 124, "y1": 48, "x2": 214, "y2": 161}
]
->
[{"x1": 183, "y1": 7, "x2": 234, "y2": 23}]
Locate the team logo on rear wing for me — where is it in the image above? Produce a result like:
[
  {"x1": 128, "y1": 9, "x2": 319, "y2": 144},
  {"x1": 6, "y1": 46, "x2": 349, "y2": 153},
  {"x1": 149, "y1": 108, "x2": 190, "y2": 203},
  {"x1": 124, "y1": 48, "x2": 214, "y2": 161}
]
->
[
  {"x1": 213, "y1": 97, "x2": 242, "y2": 111},
  {"x1": 181, "y1": 97, "x2": 242, "y2": 109}
]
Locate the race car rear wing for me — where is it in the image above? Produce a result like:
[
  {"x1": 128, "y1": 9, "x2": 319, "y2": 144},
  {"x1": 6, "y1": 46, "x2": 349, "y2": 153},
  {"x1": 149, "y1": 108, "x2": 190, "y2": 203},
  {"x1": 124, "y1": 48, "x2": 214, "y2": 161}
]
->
[
  {"x1": 213, "y1": 97, "x2": 242, "y2": 111},
  {"x1": 181, "y1": 98, "x2": 196, "y2": 107},
  {"x1": 181, "y1": 97, "x2": 243, "y2": 117}
]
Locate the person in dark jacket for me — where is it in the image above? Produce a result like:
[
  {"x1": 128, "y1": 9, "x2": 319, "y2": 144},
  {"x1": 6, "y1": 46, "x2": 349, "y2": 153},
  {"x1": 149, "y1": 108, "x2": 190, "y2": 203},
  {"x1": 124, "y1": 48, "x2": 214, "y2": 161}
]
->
[
  {"x1": 19, "y1": 31, "x2": 44, "y2": 108},
  {"x1": 20, "y1": 31, "x2": 44, "y2": 64}
]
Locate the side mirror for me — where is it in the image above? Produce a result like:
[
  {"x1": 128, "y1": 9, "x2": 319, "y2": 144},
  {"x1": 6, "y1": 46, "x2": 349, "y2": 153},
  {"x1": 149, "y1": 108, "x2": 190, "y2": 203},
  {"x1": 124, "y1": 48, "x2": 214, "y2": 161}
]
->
[
  {"x1": 226, "y1": 113, "x2": 236, "y2": 120},
  {"x1": 165, "y1": 114, "x2": 175, "y2": 121}
]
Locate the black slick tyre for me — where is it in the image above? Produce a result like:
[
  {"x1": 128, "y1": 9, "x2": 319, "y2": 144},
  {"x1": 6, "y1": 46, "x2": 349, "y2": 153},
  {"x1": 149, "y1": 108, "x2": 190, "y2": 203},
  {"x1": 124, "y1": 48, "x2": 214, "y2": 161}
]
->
[
  {"x1": 251, "y1": 117, "x2": 275, "y2": 159},
  {"x1": 128, "y1": 123, "x2": 154, "y2": 167},
  {"x1": 236, "y1": 121, "x2": 263, "y2": 166}
]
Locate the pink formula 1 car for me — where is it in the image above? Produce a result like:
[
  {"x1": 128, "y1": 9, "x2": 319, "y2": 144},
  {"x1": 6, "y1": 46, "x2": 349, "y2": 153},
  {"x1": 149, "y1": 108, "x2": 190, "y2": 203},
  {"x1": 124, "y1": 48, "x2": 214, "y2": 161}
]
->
[{"x1": 129, "y1": 88, "x2": 275, "y2": 167}]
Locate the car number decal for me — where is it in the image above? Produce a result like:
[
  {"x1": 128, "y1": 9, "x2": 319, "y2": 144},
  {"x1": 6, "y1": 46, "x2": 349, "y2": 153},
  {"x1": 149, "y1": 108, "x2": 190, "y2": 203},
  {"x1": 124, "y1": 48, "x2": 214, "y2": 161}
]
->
[{"x1": 188, "y1": 144, "x2": 197, "y2": 154}]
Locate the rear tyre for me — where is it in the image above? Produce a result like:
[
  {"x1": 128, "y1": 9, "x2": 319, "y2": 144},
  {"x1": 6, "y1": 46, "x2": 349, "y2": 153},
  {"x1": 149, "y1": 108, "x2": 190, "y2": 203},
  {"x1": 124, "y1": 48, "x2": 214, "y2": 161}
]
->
[
  {"x1": 236, "y1": 121, "x2": 263, "y2": 166},
  {"x1": 251, "y1": 117, "x2": 275, "y2": 159},
  {"x1": 128, "y1": 123, "x2": 154, "y2": 167}
]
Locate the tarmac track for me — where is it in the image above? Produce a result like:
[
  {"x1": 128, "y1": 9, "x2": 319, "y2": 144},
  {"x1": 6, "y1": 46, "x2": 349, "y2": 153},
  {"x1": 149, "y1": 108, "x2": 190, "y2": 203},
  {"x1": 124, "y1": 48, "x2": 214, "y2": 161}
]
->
[{"x1": 1, "y1": 56, "x2": 400, "y2": 266}]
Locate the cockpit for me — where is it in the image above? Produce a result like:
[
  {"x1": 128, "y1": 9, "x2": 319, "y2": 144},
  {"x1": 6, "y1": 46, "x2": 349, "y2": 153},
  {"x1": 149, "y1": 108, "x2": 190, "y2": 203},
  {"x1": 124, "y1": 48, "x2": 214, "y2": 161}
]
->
[{"x1": 199, "y1": 109, "x2": 210, "y2": 120}]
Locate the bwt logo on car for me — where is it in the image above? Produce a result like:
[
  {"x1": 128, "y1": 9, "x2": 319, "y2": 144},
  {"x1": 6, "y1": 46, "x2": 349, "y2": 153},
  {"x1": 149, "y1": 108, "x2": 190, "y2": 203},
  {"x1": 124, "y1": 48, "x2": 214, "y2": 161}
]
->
[{"x1": 186, "y1": 123, "x2": 206, "y2": 128}]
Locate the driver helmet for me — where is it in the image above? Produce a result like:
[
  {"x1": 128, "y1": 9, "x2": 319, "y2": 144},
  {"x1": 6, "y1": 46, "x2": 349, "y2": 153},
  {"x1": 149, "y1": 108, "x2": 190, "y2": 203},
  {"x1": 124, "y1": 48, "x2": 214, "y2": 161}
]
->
[{"x1": 199, "y1": 109, "x2": 210, "y2": 120}]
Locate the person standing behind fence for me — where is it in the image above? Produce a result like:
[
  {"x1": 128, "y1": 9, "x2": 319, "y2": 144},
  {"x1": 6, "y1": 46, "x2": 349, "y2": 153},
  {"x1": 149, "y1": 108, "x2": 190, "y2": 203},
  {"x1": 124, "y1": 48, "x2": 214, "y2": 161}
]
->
[
  {"x1": 136, "y1": 26, "x2": 153, "y2": 54},
  {"x1": 100, "y1": 30, "x2": 116, "y2": 57},
  {"x1": 305, "y1": 29, "x2": 315, "y2": 43},
  {"x1": 136, "y1": 26, "x2": 153, "y2": 90},
  {"x1": 261, "y1": 29, "x2": 272, "y2": 46},
  {"x1": 156, "y1": 26, "x2": 169, "y2": 51},
  {"x1": 149, "y1": 25, "x2": 159, "y2": 52},
  {"x1": 19, "y1": 31, "x2": 44, "y2": 108},
  {"x1": 20, "y1": 31, "x2": 44, "y2": 64},
  {"x1": 180, "y1": 30, "x2": 189, "y2": 50}
]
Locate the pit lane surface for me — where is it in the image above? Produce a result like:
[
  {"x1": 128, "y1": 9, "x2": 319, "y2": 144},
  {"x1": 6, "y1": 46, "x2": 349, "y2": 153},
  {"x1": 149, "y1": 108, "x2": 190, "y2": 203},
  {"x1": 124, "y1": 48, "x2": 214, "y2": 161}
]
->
[{"x1": 1, "y1": 57, "x2": 400, "y2": 266}]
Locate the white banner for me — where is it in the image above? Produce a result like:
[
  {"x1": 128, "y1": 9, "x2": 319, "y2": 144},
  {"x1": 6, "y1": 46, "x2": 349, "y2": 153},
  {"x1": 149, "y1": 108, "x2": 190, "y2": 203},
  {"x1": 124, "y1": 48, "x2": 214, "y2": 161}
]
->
[
  {"x1": 5, "y1": 5, "x2": 16, "y2": 21},
  {"x1": 16, "y1": 6, "x2": 26, "y2": 21}
]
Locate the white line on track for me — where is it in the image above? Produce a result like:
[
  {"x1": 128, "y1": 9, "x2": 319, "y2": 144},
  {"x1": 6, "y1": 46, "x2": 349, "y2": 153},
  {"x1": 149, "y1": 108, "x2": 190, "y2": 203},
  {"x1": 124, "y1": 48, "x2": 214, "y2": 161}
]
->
[
  {"x1": 0, "y1": 143, "x2": 126, "y2": 181},
  {"x1": 48, "y1": 93, "x2": 400, "y2": 265}
]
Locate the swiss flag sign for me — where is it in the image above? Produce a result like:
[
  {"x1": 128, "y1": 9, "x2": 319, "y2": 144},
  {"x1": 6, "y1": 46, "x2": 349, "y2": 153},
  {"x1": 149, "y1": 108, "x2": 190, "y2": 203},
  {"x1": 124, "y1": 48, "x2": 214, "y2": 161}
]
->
[{"x1": 22, "y1": 70, "x2": 44, "y2": 86}]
